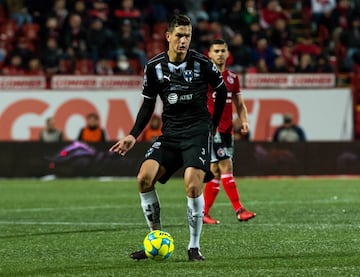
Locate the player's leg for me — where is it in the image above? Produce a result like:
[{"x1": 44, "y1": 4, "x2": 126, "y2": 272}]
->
[
  {"x1": 182, "y1": 133, "x2": 211, "y2": 261},
  {"x1": 130, "y1": 159, "x2": 166, "y2": 260},
  {"x1": 184, "y1": 166, "x2": 206, "y2": 261},
  {"x1": 218, "y1": 158, "x2": 256, "y2": 221},
  {"x1": 137, "y1": 159, "x2": 166, "y2": 231},
  {"x1": 203, "y1": 162, "x2": 221, "y2": 224}
]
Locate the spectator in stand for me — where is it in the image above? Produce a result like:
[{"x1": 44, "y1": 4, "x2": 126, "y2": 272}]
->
[
  {"x1": 243, "y1": 21, "x2": 266, "y2": 48},
  {"x1": 259, "y1": 0, "x2": 290, "y2": 30},
  {"x1": 95, "y1": 58, "x2": 114, "y2": 75},
  {"x1": 314, "y1": 53, "x2": 335, "y2": 73},
  {"x1": 39, "y1": 16, "x2": 62, "y2": 48},
  {"x1": 228, "y1": 32, "x2": 251, "y2": 73},
  {"x1": 183, "y1": 0, "x2": 209, "y2": 26},
  {"x1": 311, "y1": 0, "x2": 336, "y2": 28},
  {"x1": 50, "y1": 0, "x2": 69, "y2": 30},
  {"x1": 292, "y1": 33, "x2": 321, "y2": 58},
  {"x1": 114, "y1": 0, "x2": 142, "y2": 29},
  {"x1": 250, "y1": 36, "x2": 276, "y2": 69},
  {"x1": 40, "y1": 117, "x2": 63, "y2": 143},
  {"x1": 191, "y1": 15, "x2": 213, "y2": 54},
  {"x1": 77, "y1": 113, "x2": 107, "y2": 143},
  {"x1": 0, "y1": 40, "x2": 6, "y2": 66},
  {"x1": 273, "y1": 113, "x2": 306, "y2": 142},
  {"x1": 26, "y1": 0, "x2": 54, "y2": 25},
  {"x1": 270, "y1": 55, "x2": 288, "y2": 73},
  {"x1": 339, "y1": 13, "x2": 360, "y2": 71},
  {"x1": 321, "y1": 0, "x2": 352, "y2": 31},
  {"x1": 269, "y1": 18, "x2": 295, "y2": 52},
  {"x1": 209, "y1": 21, "x2": 234, "y2": 45},
  {"x1": 141, "y1": 114, "x2": 162, "y2": 143},
  {"x1": 60, "y1": 13, "x2": 88, "y2": 59},
  {"x1": 241, "y1": 0, "x2": 259, "y2": 27},
  {"x1": 281, "y1": 40, "x2": 297, "y2": 72},
  {"x1": 6, "y1": 36, "x2": 34, "y2": 70},
  {"x1": 204, "y1": 0, "x2": 228, "y2": 22},
  {"x1": 86, "y1": 17, "x2": 114, "y2": 62},
  {"x1": 113, "y1": 19, "x2": 147, "y2": 68},
  {"x1": 40, "y1": 37, "x2": 61, "y2": 76},
  {"x1": 296, "y1": 53, "x2": 315, "y2": 73},
  {"x1": 113, "y1": 54, "x2": 135, "y2": 75},
  {"x1": 27, "y1": 57, "x2": 45, "y2": 75},
  {"x1": 223, "y1": 0, "x2": 246, "y2": 34},
  {"x1": 89, "y1": 0, "x2": 110, "y2": 23},
  {"x1": 6, "y1": 0, "x2": 32, "y2": 27},
  {"x1": 1, "y1": 54, "x2": 26, "y2": 75},
  {"x1": 70, "y1": 0, "x2": 92, "y2": 27},
  {"x1": 255, "y1": 57, "x2": 269, "y2": 73}
]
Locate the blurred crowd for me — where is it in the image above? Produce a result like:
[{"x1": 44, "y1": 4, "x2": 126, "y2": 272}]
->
[{"x1": 0, "y1": 0, "x2": 360, "y2": 78}]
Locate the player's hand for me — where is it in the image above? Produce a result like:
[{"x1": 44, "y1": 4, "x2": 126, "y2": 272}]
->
[
  {"x1": 109, "y1": 135, "x2": 136, "y2": 156},
  {"x1": 240, "y1": 122, "x2": 249, "y2": 135}
]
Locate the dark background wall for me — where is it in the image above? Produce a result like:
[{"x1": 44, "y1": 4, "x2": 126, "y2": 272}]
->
[{"x1": 0, "y1": 142, "x2": 359, "y2": 178}]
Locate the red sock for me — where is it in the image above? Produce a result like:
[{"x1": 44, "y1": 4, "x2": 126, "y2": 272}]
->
[
  {"x1": 221, "y1": 173, "x2": 242, "y2": 212},
  {"x1": 204, "y1": 179, "x2": 220, "y2": 215}
]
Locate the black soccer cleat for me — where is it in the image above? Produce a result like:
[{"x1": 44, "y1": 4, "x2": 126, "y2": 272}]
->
[
  {"x1": 130, "y1": 249, "x2": 148, "y2": 261},
  {"x1": 188, "y1": 248, "x2": 205, "y2": 261}
]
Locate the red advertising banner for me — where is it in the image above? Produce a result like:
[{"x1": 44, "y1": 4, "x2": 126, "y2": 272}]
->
[
  {"x1": 0, "y1": 76, "x2": 47, "y2": 90},
  {"x1": 244, "y1": 74, "x2": 335, "y2": 88},
  {"x1": 51, "y1": 75, "x2": 143, "y2": 90}
]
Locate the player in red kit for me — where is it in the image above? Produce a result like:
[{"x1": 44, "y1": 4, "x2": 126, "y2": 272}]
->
[{"x1": 204, "y1": 39, "x2": 256, "y2": 224}]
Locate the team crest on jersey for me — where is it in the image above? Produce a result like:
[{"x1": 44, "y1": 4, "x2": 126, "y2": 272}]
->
[
  {"x1": 227, "y1": 75, "x2": 234, "y2": 84},
  {"x1": 183, "y1": 70, "x2": 194, "y2": 82}
]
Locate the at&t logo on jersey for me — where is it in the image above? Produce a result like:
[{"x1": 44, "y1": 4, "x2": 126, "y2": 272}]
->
[{"x1": 167, "y1": 93, "x2": 178, "y2": 104}]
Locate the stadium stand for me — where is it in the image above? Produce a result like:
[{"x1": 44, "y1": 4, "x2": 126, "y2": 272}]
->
[{"x1": 0, "y1": 0, "x2": 359, "y2": 137}]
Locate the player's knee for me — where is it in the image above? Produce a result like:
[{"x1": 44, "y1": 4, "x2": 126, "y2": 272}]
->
[
  {"x1": 186, "y1": 183, "x2": 202, "y2": 198},
  {"x1": 137, "y1": 173, "x2": 155, "y2": 192}
]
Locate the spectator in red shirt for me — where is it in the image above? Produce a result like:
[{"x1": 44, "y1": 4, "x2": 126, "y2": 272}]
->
[
  {"x1": 260, "y1": 0, "x2": 290, "y2": 29},
  {"x1": 292, "y1": 34, "x2": 321, "y2": 58}
]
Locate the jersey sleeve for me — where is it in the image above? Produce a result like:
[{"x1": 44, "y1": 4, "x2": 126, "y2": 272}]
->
[
  {"x1": 142, "y1": 65, "x2": 158, "y2": 99},
  {"x1": 205, "y1": 60, "x2": 225, "y2": 90}
]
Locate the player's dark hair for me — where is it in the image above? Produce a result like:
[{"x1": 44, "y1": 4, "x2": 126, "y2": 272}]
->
[
  {"x1": 209, "y1": 39, "x2": 227, "y2": 48},
  {"x1": 168, "y1": 14, "x2": 191, "y2": 33}
]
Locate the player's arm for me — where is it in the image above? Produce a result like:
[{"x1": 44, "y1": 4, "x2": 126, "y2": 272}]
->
[
  {"x1": 233, "y1": 93, "x2": 249, "y2": 135},
  {"x1": 207, "y1": 62, "x2": 227, "y2": 132},
  {"x1": 110, "y1": 97, "x2": 156, "y2": 155}
]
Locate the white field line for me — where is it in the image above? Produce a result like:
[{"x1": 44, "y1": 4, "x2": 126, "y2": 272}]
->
[
  {"x1": 0, "y1": 221, "x2": 144, "y2": 226},
  {"x1": 0, "y1": 221, "x2": 359, "y2": 230},
  {"x1": 0, "y1": 198, "x2": 358, "y2": 213}
]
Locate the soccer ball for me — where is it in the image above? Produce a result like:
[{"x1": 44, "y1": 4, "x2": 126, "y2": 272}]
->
[{"x1": 143, "y1": 230, "x2": 175, "y2": 260}]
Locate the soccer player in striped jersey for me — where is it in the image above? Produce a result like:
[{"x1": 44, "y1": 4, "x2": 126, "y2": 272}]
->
[
  {"x1": 204, "y1": 39, "x2": 256, "y2": 224},
  {"x1": 110, "y1": 15, "x2": 228, "y2": 261}
]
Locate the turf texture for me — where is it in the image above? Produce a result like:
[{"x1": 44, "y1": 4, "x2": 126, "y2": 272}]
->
[{"x1": 0, "y1": 178, "x2": 359, "y2": 276}]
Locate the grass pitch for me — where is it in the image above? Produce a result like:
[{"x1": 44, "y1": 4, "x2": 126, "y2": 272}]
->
[{"x1": 0, "y1": 177, "x2": 359, "y2": 276}]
